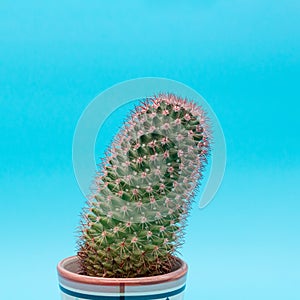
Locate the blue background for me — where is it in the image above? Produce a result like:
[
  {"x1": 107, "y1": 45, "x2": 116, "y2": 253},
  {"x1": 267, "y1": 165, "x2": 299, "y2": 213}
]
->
[{"x1": 1, "y1": 1, "x2": 299, "y2": 299}]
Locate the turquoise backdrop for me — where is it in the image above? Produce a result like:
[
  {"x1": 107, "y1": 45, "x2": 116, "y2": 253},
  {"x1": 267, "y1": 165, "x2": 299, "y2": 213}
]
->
[{"x1": 0, "y1": 1, "x2": 299, "y2": 299}]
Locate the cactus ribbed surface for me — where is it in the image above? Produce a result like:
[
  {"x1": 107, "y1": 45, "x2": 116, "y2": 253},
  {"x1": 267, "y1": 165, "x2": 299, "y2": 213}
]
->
[{"x1": 77, "y1": 93, "x2": 210, "y2": 278}]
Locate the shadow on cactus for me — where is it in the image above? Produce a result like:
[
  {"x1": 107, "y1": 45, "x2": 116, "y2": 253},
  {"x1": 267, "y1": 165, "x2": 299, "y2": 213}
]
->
[{"x1": 77, "y1": 93, "x2": 211, "y2": 278}]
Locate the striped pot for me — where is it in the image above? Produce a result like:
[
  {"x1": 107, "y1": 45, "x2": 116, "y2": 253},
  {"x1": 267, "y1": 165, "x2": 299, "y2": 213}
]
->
[{"x1": 57, "y1": 256, "x2": 187, "y2": 300}]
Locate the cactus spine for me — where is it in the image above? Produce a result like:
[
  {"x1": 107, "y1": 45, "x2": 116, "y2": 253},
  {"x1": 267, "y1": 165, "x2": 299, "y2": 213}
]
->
[{"x1": 78, "y1": 93, "x2": 210, "y2": 278}]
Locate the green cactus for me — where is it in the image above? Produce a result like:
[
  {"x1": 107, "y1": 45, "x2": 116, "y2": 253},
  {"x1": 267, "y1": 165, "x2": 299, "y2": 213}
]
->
[{"x1": 77, "y1": 93, "x2": 210, "y2": 278}]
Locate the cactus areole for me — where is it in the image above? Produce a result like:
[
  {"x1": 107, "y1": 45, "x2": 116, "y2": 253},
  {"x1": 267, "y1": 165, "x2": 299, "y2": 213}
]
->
[{"x1": 77, "y1": 93, "x2": 211, "y2": 278}]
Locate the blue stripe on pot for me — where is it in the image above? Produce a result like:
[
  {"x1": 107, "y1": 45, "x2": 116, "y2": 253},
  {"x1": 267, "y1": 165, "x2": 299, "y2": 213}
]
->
[{"x1": 59, "y1": 284, "x2": 186, "y2": 300}]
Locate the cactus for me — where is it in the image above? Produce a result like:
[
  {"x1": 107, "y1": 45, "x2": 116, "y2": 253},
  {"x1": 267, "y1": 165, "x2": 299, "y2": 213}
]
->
[{"x1": 77, "y1": 93, "x2": 210, "y2": 278}]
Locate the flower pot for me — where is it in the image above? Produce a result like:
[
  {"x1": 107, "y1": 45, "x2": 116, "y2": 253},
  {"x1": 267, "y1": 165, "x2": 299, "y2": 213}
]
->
[{"x1": 57, "y1": 256, "x2": 188, "y2": 300}]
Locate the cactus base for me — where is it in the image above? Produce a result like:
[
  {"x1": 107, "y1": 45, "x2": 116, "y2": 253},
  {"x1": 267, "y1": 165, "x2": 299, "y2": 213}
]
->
[{"x1": 57, "y1": 255, "x2": 187, "y2": 300}]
